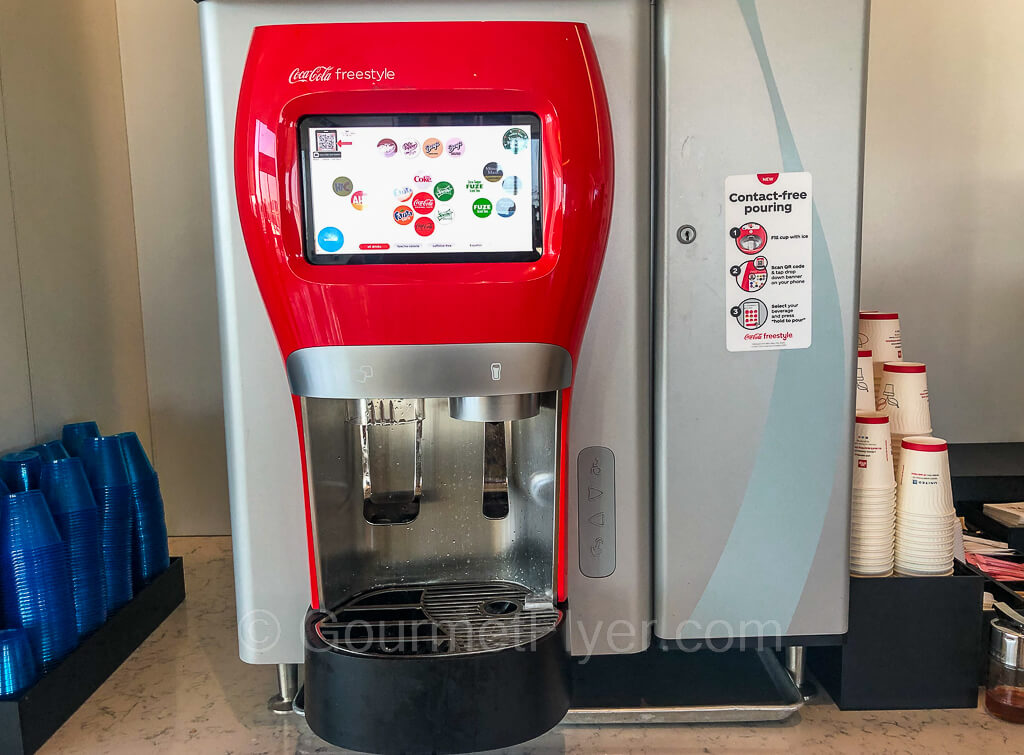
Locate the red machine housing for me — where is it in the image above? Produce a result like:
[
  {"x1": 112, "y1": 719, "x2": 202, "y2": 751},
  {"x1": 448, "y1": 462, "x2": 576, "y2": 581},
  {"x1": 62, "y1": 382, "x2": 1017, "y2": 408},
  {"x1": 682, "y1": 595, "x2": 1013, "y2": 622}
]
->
[{"x1": 234, "y1": 22, "x2": 614, "y2": 606}]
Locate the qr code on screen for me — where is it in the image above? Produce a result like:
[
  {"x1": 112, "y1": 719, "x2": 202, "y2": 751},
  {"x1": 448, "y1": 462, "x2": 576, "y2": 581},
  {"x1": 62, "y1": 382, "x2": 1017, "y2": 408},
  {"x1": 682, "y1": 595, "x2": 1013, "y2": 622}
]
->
[{"x1": 315, "y1": 130, "x2": 338, "y2": 152}]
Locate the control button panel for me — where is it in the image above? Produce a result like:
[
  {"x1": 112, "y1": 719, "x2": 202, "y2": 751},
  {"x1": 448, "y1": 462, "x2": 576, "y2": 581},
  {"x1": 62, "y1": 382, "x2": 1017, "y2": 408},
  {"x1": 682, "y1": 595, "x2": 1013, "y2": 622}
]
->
[{"x1": 577, "y1": 446, "x2": 615, "y2": 578}]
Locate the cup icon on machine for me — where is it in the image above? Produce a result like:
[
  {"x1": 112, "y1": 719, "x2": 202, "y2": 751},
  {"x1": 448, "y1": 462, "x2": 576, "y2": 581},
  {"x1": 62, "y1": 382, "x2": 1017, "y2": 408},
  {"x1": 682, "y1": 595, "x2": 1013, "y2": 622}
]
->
[{"x1": 491, "y1": 363, "x2": 502, "y2": 381}]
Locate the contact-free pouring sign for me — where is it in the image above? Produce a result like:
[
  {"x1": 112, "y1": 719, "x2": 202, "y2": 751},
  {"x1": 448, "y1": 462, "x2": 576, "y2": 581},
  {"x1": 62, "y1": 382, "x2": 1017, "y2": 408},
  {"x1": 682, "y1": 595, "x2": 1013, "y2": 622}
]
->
[{"x1": 725, "y1": 172, "x2": 812, "y2": 351}]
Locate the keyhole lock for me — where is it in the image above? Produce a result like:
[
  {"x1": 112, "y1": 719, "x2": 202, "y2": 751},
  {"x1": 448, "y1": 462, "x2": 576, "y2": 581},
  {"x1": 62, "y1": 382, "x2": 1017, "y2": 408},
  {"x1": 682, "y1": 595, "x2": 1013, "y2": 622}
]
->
[{"x1": 677, "y1": 224, "x2": 697, "y2": 244}]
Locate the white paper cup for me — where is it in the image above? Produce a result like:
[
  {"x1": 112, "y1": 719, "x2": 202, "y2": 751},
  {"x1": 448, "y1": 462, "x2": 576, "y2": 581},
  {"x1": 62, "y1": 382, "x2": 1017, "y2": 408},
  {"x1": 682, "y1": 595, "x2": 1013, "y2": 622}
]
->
[
  {"x1": 879, "y1": 362, "x2": 932, "y2": 435},
  {"x1": 853, "y1": 412, "x2": 895, "y2": 490},
  {"x1": 853, "y1": 559, "x2": 896, "y2": 571},
  {"x1": 859, "y1": 312, "x2": 902, "y2": 394},
  {"x1": 892, "y1": 431, "x2": 932, "y2": 487},
  {"x1": 897, "y1": 549, "x2": 950, "y2": 561},
  {"x1": 855, "y1": 349, "x2": 876, "y2": 412},
  {"x1": 852, "y1": 540, "x2": 893, "y2": 553},
  {"x1": 895, "y1": 436, "x2": 953, "y2": 517},
  {"x1": 897, "y1": 561, "x2": 950, "y2": 573}
]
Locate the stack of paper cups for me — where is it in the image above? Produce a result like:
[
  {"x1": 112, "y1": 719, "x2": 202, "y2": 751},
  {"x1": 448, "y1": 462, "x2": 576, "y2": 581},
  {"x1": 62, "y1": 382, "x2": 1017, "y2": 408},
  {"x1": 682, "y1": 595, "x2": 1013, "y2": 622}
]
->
[
  {"x1": 850, "y1": 412, "x2": 896, "y2": 577},
  {"x1": 855, "y1": 349, "x2": 876, "y2": 412},
  {"x1": 894, "y1": 437, "x2": 956, "y2": 577},
  {"x1": 879, "y1": 361, "x2": 932, "y2": 477},
  {"x1": 858, "y1": 312, "x2": 902, "y2": 396}
]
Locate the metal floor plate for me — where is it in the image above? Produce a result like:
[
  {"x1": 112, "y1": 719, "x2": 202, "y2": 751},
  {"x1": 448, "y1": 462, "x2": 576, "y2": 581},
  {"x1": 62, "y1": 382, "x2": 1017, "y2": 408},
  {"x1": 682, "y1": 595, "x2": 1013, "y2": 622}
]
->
[{"x1": 563, "y1": 647, "x2": 803, "y2": 724}]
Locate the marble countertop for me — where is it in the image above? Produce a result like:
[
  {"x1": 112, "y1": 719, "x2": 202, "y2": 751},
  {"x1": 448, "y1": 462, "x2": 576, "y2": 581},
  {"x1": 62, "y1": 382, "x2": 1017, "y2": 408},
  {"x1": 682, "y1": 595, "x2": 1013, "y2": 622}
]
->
[{"x1": 38, "y1": 537, "x2": 1021, "y2": 754}]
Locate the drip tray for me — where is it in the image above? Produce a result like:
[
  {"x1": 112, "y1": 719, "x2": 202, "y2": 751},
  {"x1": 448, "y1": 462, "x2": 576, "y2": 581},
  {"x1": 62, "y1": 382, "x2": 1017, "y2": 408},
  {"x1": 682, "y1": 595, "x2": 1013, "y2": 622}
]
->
[
  {"x1": 565, "y1": 647, "x2": 803, "y2": 724},
  {"x1": 316, "y1": 581, "x2": 561, "y2": 658}
]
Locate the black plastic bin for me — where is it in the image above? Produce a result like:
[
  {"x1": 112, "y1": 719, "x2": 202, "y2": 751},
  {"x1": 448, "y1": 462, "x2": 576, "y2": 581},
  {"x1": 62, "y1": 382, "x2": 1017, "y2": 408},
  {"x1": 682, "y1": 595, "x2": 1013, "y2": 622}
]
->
[
  {"x1": 807, "y1": 563, "x2": 983, "y2": 710},
  {"x1": 0, "y1": 557, "x2": 185, "y2": 755}
]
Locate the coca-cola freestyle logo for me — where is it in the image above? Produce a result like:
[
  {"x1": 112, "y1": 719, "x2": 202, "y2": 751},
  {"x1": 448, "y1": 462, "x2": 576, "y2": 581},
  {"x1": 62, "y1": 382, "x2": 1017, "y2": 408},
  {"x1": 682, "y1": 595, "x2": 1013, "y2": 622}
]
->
[{"x1": 288, "y1": 66, "x2": 396, "y2": 84}]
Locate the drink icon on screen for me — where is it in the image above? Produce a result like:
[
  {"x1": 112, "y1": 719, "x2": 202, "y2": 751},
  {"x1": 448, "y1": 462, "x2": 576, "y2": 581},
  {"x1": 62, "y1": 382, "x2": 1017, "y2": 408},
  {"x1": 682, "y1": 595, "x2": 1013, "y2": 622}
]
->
[
  {"x1": 502, "y1": 128, "x2": 529, "y2": 154},
  {"x1": 332, "y1": 176, "x2": 353, "y2": 197},
  {"x1": 496, "y1": 198, "x2": 516, "y2": 218},
  {"x1": 502, "y1": 176, "x2": 523, "y2": 195},
  {"x1": 482, "y1": 162, "x2": 504, "y2": 183},
  {"x1": 730, "y1": 298, "x2": 767, "y2": 330},
  {"x1": 422, "y1": 138, "x2": 443, "y2": 158},
  {"x1": 446, "y1": 138, "x2": 465, "y2": 157}
]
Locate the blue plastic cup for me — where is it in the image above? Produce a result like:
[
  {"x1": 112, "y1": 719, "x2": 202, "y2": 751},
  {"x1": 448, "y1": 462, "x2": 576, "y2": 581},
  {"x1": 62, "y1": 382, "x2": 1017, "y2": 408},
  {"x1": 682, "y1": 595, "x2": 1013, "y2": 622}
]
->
[
  {"x1": 0, "y1": 491, "x2": 78, "y2": 670},
  {"x1": 128, "y1": 478, "x2": 170, "y2": 587},
  {"x1": 61, "y1": 422, "x2": 101, "y2": 458},
  {"x1": 1, "y1": 452, "x2": 42, "y2": 493},
  {"x1": 78, "y1": 436, "x2": 130, "y2": 489},
  {"x1": 94, "y1": 485, "x2": 133, "y2": 613},
  {"x1": 39, "y1": 458, "x2": 107, "y2": 635},
  {"x1": 115, "y1": 434, "x2": 169, "y2": 585},
  {"x1": 26, "y1": 443, "x2": 68, "y2": 463},
  {"x1": 116, "y1": 432, "x2": 156, "y2": 483},
  {"x1": 0, "y1": 628, "x2": 38, "y2": 699},
  {"x1": 40, "y1": 458, "x2": 97, "y2": 516},
  {"x1": 40, "y1": 441, "x2": 70, "y2": 463}
]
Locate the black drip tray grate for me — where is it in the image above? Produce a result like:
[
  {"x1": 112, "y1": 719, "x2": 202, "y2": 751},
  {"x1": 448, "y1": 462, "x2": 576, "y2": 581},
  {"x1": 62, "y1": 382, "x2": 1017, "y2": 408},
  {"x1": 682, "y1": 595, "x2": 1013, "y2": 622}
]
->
[{"x1": 316, "y1": 581, "x2": 561, "y2": 658}]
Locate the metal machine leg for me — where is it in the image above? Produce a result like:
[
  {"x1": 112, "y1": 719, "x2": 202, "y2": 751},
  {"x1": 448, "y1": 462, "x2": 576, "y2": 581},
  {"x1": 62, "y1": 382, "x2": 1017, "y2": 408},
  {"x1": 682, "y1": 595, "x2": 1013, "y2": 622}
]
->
[
  {"x1": 268, "y1": 663, "x2": 299, "y2": 714},
  {"x1": 785, "y1": 646, "x2": 815, "y2": 701}
]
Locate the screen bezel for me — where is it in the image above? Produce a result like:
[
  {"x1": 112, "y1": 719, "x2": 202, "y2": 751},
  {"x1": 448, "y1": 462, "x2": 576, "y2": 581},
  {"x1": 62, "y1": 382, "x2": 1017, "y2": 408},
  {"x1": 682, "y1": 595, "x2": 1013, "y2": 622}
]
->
[{"x1": 298, "y1": 112, "x2": 543, "y2": 265}]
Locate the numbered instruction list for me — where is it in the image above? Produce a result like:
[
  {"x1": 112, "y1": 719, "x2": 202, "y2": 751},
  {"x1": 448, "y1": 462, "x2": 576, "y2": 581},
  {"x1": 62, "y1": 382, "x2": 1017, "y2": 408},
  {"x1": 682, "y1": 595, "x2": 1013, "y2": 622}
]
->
[{"x1": 724, "y1": 171, "x2": 813, "y2": 352}]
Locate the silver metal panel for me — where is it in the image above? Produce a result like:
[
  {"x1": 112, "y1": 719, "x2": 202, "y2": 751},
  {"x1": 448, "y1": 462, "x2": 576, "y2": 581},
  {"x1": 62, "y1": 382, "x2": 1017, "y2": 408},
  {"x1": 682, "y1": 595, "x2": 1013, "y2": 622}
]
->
[
  {"x1": 577, "y1": 447, "x2": 616, "y2": 578},
  {"x1": 654, "y1": 0, "x2": 866, "y2": 640},
  {"x1": 198, "y1": 0, "x2": 652, "y2": 663},
  {"x1": 563, "y1": 0, "x2": 652, "y2": 657},
  {"x1": 287, "y1": 343, "x2": 571, "y2": 399},
  {"x1": 198, "y1": 2, "x2": 309, "y2": 664}
]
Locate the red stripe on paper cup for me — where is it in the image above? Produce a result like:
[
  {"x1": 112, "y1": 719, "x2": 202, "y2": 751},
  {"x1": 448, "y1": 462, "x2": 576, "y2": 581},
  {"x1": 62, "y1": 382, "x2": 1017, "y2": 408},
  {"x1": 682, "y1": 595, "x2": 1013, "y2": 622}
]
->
[{"x1": 901, "y1": 437, "x2": 947, "y2": 453}]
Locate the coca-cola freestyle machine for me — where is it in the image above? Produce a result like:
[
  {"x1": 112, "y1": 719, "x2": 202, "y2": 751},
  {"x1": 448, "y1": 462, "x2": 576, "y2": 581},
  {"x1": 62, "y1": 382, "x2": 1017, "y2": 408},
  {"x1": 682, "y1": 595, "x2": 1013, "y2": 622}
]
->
[
  {"x1": 233, "y1": 21, "x2": 612, "y2": 752},
  {"x1": 200, "y1": 1, "x2": 869, "y2": 752}
]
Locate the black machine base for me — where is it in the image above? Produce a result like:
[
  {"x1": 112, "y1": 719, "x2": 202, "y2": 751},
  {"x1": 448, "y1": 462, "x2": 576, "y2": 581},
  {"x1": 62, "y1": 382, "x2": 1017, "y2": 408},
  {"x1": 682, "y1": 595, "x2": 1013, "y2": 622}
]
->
[{"x1": 303, "y1": 608, "x2": 571, "y2": 754}]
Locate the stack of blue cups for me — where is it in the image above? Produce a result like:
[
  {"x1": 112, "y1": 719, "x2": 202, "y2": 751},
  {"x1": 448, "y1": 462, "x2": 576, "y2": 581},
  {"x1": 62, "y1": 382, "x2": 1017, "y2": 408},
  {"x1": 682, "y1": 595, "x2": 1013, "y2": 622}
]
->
[
  {"x1": 78, "y1": 436, "x2": 133, "y2": 613},
  {"x1": 0, "y1": 451, "x2": 42, "y2": 493},
  {"x1": 39, "y1": 458, "x2": 107, "y2": 637},
  {"x1": 116, "y1": 433, "x2": 170, "y2": 587},
  {"x1": 0, "y1": 627, "x2": 38, "y2": 699},
  {"x1": 61, "y1": 421, "x2": 101, "y2": 458},
  {"x1": 28, "y1": 440, "x2": 71, "y2": 463},
  {"x1": 0, "y1": 491, "x2": 78, "y2": 671}
]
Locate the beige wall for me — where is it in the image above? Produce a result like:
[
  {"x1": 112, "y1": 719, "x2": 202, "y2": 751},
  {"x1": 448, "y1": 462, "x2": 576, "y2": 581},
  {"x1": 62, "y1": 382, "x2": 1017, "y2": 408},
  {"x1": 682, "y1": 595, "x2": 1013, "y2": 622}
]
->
[
  {"x1": 0, "y1": 0, "x2": 150, "y2": 446},
  {"x1": 114, "y1": 0, "x2": 230, "y2": 536},
  {"x1": 0, "y1": 0, "x2": 230, "y2": 534},
  {"x1": 861, "y1": 0, "x2": 1024, "y2": 441},
  {"x1": 0, "y1": 85, "x2": 34, "y2": 452}
]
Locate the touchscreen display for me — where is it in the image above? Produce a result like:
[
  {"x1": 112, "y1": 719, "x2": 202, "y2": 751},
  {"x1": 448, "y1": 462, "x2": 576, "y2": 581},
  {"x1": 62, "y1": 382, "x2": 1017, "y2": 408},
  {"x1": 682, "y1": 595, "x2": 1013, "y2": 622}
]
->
[{"x1": 299, "y1": 114, "x2": 542, "y2": 264}]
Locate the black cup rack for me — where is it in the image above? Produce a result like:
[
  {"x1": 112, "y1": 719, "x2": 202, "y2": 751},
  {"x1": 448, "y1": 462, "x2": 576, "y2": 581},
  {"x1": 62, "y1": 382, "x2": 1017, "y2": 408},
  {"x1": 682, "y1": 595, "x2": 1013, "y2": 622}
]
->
[{"x1": 0, "y1": 557, "x2": 185, "y2": 755}]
